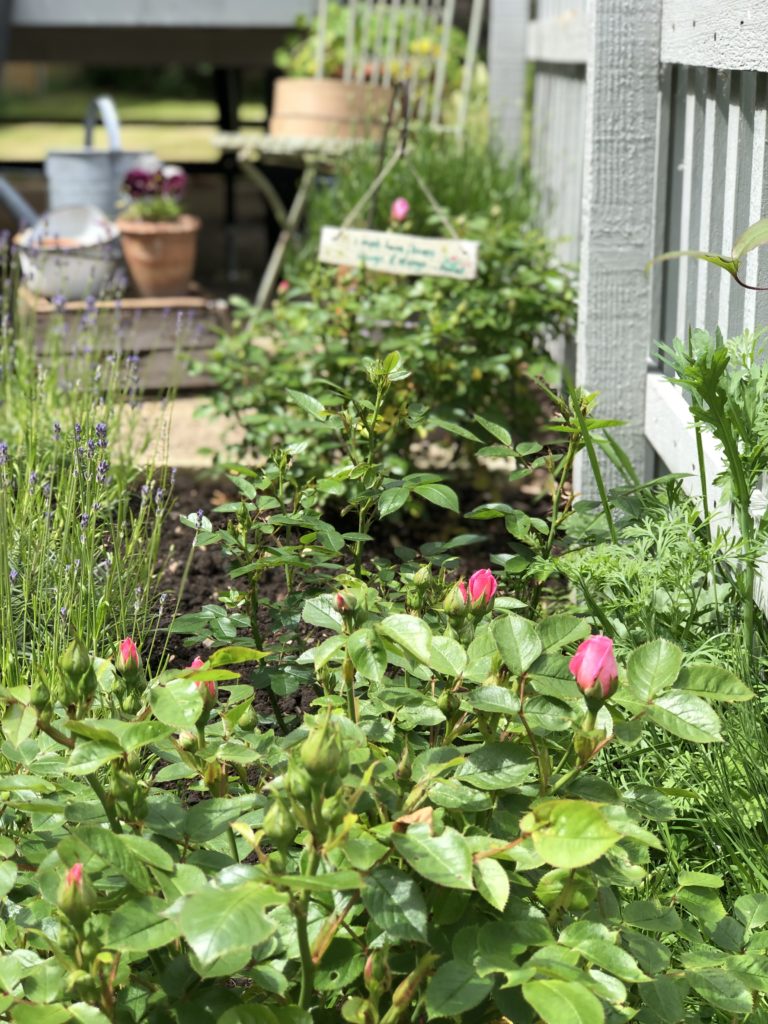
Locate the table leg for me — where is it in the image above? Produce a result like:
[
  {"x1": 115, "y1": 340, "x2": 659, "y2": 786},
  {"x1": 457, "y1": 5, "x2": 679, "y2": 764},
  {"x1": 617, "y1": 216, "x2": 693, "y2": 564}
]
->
[{"x1": 255, "y1": 163, "x2": 318, "y2": 309}]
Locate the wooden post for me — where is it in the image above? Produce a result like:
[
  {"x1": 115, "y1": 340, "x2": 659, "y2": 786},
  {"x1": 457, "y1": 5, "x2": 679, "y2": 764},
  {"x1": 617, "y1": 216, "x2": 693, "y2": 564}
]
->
[
  {"x1": 488, "y1": 0, "x2": 529, "y2": 153},
  {"x1": 574, "y1": 0, "x2": 662, "y2": 496}
]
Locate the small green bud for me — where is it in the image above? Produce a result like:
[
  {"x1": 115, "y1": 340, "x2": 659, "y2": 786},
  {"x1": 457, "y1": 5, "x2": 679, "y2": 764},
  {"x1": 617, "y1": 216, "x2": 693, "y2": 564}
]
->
[
  {"x1": 300, "y1": 715, "x2": 346, "y2": 782},
  {"x1": 412, "y1": 564, "x2": 431, "y2": 587},
  {"x1": 437, "y1": 690, "x2": 460, "y2": 716},
  {"x1": 177, "y1": 730, "x2": 198, "y2": 751},
  {"x1": 238, "y1": 704, "x2": 258, "y2": 731},
  {"x1": 286, "y1": 762, "x2": 313, "y2": 802},
  {"x1": 321, "y1": 791, "x2": 347, "y2": 827},
  {"x1": 443, "y1": 583, "x2": 468, "y2": 617},
  {"x1": 262, "y1": 798, "x2": 297, "y2": 850},
  {"x1": 57, "y1": 863, "x2": 96, "y2": 929},
  {"x1": 30, "y1": 680, "x2": 51, "y2": 713},
  {"x1": 59, "y1": 636, "x2": 91, "y2": 684}
]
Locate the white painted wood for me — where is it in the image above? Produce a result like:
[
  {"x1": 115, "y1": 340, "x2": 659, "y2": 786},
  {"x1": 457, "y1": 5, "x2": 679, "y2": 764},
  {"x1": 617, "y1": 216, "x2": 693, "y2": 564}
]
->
[
  {"x1": 744, "y1": 74, "x2": 768, "y2": 327},
  {"x1": 526, "y1": 12, "x2": 588, "y2": 65},
  {"x1": 573, "y1": 0, "x2": 662, "y2": 496},
  {"x1": 674, "y1": 71, "x2": 701, "y2": 340},
  {"x1": 704, "y1": 70, "x2": 730, "y2": 333},
  {"x1": 726, "y1": 70, "x2": 756, "y2": 338},
  {"x1": 644, "y1": 371, "x2": 724, "y2": 514},
  {"x1": 662, "y1": 2, "x2": 768, "y2": 74},
  {"x1": 488, "y1": 0, "x2": 529, "y2": 152},
  {"x1": 11, "y1": 0, "x2": 313, "y2": 26}
]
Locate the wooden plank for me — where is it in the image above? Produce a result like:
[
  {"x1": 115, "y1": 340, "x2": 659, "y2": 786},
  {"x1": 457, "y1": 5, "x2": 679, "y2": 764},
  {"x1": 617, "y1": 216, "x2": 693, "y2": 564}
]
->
[
  {"x1": 726, "y1": 70, "x2": 756, "y2": 338},
  {"x1": 649, "y1": 64, "x2": 672, "y2": 351},
  {"x1": 644, "y1": 370, "x2": 724, "y2": 513},
  {"x1": 488, "y1": 0, "x2": 529, "y2": 153},
  {"x1": 744, "y1": 74, "x2": 768, "y2": 327},
  {"x1": 11, "y1": 0, "x2": 312, "y2": 27},
  {"x1": 573, "y1": 0, "x2": 662, "y2": 496},
  {"x1": 661, "y1": 1, "x2": 768, "y2": 73},
  {"x1": 526, "y1": 12, "x2": 588, "y2": 65},
  {"x1": 704, "y1": 70, "x2": 731, "y2": 332}
]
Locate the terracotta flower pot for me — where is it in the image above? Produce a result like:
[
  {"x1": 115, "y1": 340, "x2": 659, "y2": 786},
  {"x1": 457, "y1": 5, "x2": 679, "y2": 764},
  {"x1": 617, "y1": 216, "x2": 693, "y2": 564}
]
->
[
  {"x1": 117, "y1": 214, "x2": 201, "y2": 298},
  {"x1": 269, "y1": 77, "x2": 393, "y2": 140}
]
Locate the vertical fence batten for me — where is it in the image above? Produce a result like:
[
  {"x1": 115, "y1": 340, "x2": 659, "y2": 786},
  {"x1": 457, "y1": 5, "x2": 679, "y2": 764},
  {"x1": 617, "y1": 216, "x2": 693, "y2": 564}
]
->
[
  {"x1": 488, "y1": 0, "x2": 529, "y2": 154},
  {"x1": 573, "y1": 0, "x2": 662, "y2": 495}
]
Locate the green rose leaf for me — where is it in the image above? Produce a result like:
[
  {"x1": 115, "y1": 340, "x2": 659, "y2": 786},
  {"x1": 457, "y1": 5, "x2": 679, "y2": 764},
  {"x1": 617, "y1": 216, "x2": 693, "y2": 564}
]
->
[
  {"x1": 674, "y1": 663, "x2": 753, "y2": 701},
  {"x1": 393, "y1": 824, "x2": 474, "y2": 890},
  {"x1": 626, "y1": 639, "x2": 683, "y2": 701},
  {"x1": 362, "y1": 867, "x2": 429, "y2": 943},
  {"x1": 177, "y1": 882, "x2": 284, "y2": 966},
  {"x1": 474, "y1": 857, "x2": 510, "y2": 912},
  {"x1": 537, "y1": 615, "x2": 590, "y2": 654},
  {"x1": 150, "y1": 678, "x2": 205, "y2": 731},
  {"x1": 522, "y1": 800, "x2": 621, "y2": 869},
  {"x1": 522, "y1": 978, "x2": 605, "y2": 1024},
  {"x1": 425, "y1": 961, "x2": 492, "y2": 1018},
  {"x1": 648, "y1": 691, "x2": 723, "y2": 743},
  {"x1": 492, "y1": 614, "x2": 542, "y2": 677},
  {"x1": 347, "y1": 628, "x2": 387, "y2": 682},
  {"x1": 378, "y1": 614, "x2": 432, "y2": 663}
]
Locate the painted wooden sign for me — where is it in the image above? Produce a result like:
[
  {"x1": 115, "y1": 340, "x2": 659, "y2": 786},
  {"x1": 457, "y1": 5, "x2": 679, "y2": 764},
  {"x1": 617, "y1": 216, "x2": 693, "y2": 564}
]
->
[{"x1": 319, "y1": 227, "x2": 479, "y2": 280}]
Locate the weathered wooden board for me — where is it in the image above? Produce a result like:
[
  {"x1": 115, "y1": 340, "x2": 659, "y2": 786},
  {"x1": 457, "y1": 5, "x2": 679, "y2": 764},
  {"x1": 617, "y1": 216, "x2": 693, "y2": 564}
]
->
[
  {"x1": 662, "y1": 1, "x2": 768, "y2": 73},
  {"x1": 526, "y1": 11, "x2": 588, "y2": 65},
  {"x1": 319, "y1": 227, "x2": 479, "y2": 280},
  {"x1": 18, "y1": 289, "x2": 227, "y2": 391}
]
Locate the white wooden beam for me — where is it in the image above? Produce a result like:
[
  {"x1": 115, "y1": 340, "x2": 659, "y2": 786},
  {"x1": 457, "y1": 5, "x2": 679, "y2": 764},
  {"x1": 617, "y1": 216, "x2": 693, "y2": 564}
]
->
[
  {"x1": 573, "y1": 0, "x2": 662, "y2": 496},
  {"x1": 526, "y1": 12, "x2": 588, "y2": 65},
  {"x1": 662, "y1": 2, "x2": 768, "y2": 73},
  {"x1": 11, "y1": 0, "x2": 312, "y2": 27},
  {"x1": 488, "y1": 0, "x2": 529, "y2": 153}
]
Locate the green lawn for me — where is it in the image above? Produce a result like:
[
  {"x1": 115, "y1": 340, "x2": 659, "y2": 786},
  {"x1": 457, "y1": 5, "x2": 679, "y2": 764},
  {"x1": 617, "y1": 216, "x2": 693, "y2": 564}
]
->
[{"x1": 0, "y1": 90, "x2": 267, "y2": 163}]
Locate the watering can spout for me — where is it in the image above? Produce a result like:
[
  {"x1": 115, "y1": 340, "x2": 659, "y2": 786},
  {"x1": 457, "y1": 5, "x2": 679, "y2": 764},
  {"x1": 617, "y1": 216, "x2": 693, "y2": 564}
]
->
[{"x1": 0, "y1": 176, "x2": 39, "y2": 229}]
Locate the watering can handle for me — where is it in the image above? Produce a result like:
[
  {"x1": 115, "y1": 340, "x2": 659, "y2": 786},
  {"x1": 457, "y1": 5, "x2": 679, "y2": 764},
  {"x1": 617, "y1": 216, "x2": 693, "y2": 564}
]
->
[{"x1": 83, "y1": 95, "x2": 122, "y2": 152}]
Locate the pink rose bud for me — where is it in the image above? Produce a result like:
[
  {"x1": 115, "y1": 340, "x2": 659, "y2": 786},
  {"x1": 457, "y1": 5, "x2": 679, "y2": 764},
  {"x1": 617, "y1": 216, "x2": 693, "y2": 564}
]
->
[
  {"x1": 569, "y1": 635, "x2": 619, "y2": 701},
  {"x1": 277, "y1": 279, "x2": 290, "y2": 295},
  {"x1": 66, "y1": 862, "x2": 83, "y2": 888},
  {"x1": 466, "y1": 569, "x2": 497, "y2": 607},
  {"x1": 390, "y1": 197, "x2": 410, "y2": 223},
  {"x1": 190, "y1": 655, "x2": 216, "y2": 703},
  {"x1": 116, "y1": 637, "x2": 141, "y2": 675}
]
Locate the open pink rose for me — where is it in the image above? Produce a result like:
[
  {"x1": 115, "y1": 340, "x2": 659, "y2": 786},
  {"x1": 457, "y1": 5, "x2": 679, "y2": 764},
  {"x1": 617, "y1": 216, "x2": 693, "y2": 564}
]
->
[{"x1": 569, "y1": 635, "x2": 618, "y2": 699}]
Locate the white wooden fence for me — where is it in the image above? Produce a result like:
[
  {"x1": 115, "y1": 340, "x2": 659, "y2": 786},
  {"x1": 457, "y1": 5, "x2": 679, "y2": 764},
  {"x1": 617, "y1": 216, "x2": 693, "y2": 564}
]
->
[{"x1": 489, "y1": 0, "x2": 768, "y2": 506}]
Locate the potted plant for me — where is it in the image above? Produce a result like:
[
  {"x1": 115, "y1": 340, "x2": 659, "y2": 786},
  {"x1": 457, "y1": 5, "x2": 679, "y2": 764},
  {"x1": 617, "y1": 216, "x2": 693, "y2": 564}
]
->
[{"x1": 116, "y1": 160, "x2": 200, "y2": 298}]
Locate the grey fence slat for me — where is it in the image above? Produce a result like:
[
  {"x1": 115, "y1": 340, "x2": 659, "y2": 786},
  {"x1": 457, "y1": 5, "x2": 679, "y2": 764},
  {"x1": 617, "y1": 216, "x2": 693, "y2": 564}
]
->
[
  {"x1": 704, "y1": 69, "x2": 730, "y2": 332},
  {"x1": 650, "y1": 64, "x2": 672, "y2": 353},
  {"x1": 744, "y1": 74, "x2": 768, "y2": 329},
  {"x1": 728, "y1": 70, "x2": 756, "y2": 338},
  {"x1": 573, "y1": 0, "x2": 663, "y2": 493}
]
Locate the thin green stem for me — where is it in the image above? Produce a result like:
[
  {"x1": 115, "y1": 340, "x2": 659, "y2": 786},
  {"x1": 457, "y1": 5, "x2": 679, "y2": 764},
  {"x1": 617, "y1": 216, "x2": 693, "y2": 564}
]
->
[
  {"x1": 566, "y1": 377, "x2": 617, "y2": 544},
  {"x1": 86, "y1": 773, "x2": 123, "y2": 834}
]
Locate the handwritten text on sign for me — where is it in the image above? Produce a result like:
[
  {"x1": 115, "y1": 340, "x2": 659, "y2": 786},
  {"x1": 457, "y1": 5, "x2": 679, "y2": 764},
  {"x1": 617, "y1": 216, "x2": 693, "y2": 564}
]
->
[{"x1": 319, "y1": 227, "x2": 479, "y2": 280}]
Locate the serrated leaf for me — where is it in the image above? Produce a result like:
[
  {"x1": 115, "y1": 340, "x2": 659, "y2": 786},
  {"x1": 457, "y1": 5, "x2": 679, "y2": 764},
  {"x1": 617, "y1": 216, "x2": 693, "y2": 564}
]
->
[
  {"x1": 455, "y1": 742, "x2": 533, "y2": 791},
  {"x1": 674, "y1": 663, "x2": 753, "y2": 701},
  {"x1": 150, "y1": 678, "x2": 205, "y2": 730},
  {"x1": 626, "y1": 639, "x2": 683, "y2": 701},
  {"x1": 523, "y1": 800, "x2": 621, "y2": 869},
  {"x1": 538, "y1": 615, "x2": 591, "y2": 654},
  {"x1": 378, "y1": 614, "x2": 432, "y2": 663},
  {"x1": 474, "y1": 413, "x2": 512, "y2": 445},
  {"x1": 177, "y1": 883, "x2": 283, "y2": 966},
  {"x1": 348, "y1": 628, "x2": 387, "y2": 682},
  {"x1": 362, "y1": 867, "x2": 428, "y2": 943},
  {"x1": 522, "y1": 978, "x2": 605, "y2": 1024},
  {"x1": 302, "y1": 593, "x2": 343, "y2": 632},
  {"x1": 474, "y1": 858, "x2": 509, "y2": 912},
  {"x1": 492, "y1": 614, "x2": 542, "y2": 677},
  {"x1": 428, "y1": 636, "x2": 467, "y2": 677},
  {"x1": 425, "y1": 961, "x2": 492, "y2": 1018},
  {"x1": 393, "y1": 824, "x2": 474, "y2": 890},
  {"x1": 649, "y1": 691, "x2": 723, "y2": 743}
]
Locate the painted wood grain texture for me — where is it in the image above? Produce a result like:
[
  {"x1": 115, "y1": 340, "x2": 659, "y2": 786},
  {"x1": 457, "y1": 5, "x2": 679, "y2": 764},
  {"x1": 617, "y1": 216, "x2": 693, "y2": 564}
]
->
[
  {"x1": 488, "y1": 0, "x2": 529, "y2": 153},
  {"x1": 526, "y1": 11, "x2": 587, "y2": 64},
  {"x1": 662, "y1": 1, "x2": 768, "y2": 73},
  {"x1": 573, "y1": 0, "x2": 662, "y2": 495}
]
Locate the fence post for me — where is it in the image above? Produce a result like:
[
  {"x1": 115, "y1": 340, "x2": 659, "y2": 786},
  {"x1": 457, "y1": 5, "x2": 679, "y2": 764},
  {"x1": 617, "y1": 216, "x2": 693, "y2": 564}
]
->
[
  {"x1": 488, "y1": 0, "x2": 529, "y2": 153},
  {"x1": 574, "y1": 0, "x2": 662, "y2": 496}
]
